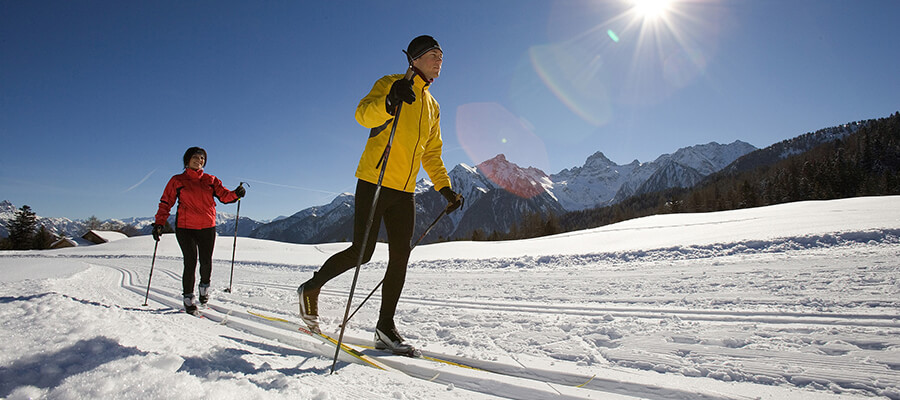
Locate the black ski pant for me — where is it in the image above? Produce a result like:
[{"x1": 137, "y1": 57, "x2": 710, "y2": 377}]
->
[
  {"x1": 176, "y1": 227, "x2": 216, "y2": 296},
  {"x1": 304, "y1": 179, "x2": 414, "y2": 329}
]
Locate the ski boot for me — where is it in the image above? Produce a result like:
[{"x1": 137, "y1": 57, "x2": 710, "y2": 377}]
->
[
  {"x1": 183, "y1": 294, "x2": 200, "y2": 316},
  {"x1": 297, "y1": 283, "x2": 321, "y2": 333},
  {"x1": 198, "y1": 283, "x2": 210, "y2": 308},
  {"x1": 375, "y1": 325, "x2": 421, "y2": 357}
]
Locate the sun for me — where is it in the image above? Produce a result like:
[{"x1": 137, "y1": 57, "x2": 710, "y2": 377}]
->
[{"x1": 631, "y1": 0, "x2": 674, "y2": 19}]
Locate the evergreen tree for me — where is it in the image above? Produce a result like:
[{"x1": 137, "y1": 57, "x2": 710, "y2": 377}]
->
[
  {"x1": 7, "y1": 205, "x2": 37, "y2": 250},
  {"x1": 542, "y1": 214, "x2": 561, "y2": 237},
  {"x1": 161, "y1": 220, "x2": 175, "y2": 234},
  {"x1": 86, "y1": 215, "x2": 102, "y2": 230},
  {"x1": 33, "y1": 225, "x2": 56, "y2": 249},
  {"x1": 470, "y1": 228, "x2": 485, "y2": 241},
  {"x1": 117, "y1": 224, "x2": 141, "y2": 237},
  {"x1": 738, "y1": 180, "x2": 758, "y2": 208}
]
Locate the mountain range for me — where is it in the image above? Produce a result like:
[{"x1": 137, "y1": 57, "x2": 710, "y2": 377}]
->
[
  {"x1": 1, "y1": 118, "x2": 871, "y2": 244},
  {"x1": 249, "y1": 140, "x2": 757, "y2": 244}
]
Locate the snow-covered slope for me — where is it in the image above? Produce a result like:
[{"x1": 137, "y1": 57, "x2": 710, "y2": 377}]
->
[{"x1": 1, "y1": 196, "x2": 898, "y2": 399}]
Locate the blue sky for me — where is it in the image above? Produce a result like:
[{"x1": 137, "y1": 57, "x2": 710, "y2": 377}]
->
[{"x1": 2, "y1": 0, "x2": 898, "y2": 221}]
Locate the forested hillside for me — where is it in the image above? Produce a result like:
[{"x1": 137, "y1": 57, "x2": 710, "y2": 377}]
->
[{"x1": 537, "y1": 113, "x2": 900, "y2": 238}]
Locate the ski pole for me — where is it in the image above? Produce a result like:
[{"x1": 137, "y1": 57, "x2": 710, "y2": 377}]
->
[
  {"x1": 225, "y1": 182, "x2": 245, "y2": 294},
  {"x1": 341, "y1": 205, "x2": 450, "y2": 326},
  {"x1": 143, "y1": 239, "x2": 159, "y2": 306},
  {"x1": 331, "y1": 67, "x2": 414, "y2": 374}
]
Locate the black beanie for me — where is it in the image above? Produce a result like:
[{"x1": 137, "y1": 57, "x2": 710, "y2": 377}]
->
[
  {"x1": 183, "y1": 146, "x2": 207, "y2": 168},
  {"x1": 404, "y1": 35, "x2": 441, "y2": 64}
]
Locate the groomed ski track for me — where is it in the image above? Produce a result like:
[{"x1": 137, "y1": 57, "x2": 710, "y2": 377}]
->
[
  {"x1": 62, "y1": 248, "x2": 896, "y2": 400},
  {"x1": 10, "y1": 225, "x2": 897, "y2": 400},
  {"x1": 110, "y1": 263, "x2": 731, "y2": 400},
  {"x1": 5, "y1": 198, "x2": 900, "y2": 399}
]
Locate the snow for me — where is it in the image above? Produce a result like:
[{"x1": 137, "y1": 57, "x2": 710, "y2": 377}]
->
[{"x1": 1, "y1": 196, "x2": 899, "y2": 400}]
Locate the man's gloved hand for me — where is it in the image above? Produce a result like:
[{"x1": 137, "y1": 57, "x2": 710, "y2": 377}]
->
[
  {"x1": 234, "y1": 184, "x2": 246, "y2": 198},
  {"x1": 386, "y1": 78, "x2": 415, "y2": 112},
  {"x1": 439, "y1": 187, "x2": 464, "y2": 213},
  {"x1": 151, "y1": 224, "x2": 164, "y2": 241}
]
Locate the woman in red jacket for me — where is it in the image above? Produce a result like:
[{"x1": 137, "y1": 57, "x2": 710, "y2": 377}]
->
[{"x1": 152, "y1": 147, "x2": 245, "y2": 315}]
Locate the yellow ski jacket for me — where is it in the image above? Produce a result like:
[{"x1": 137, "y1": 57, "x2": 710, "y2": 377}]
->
[{"x1": 354, "y1": 72, "x2": 451, "y2": 193}]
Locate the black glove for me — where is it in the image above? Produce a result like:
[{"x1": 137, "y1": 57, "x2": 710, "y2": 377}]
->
[
  {"x1": 234, "y1": 184, "x2": 246, "y2": 198},
  {"x1": 386, "y1": 78, "x2": 415, "y2": 112},
  {"x1": 439, "y1": 187, "x2": 464, "y2": 213},
  {"x1": 151, "y1": 224, "x2": 164, "y2": 241}
]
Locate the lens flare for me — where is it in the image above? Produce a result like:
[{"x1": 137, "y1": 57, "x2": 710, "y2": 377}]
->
[
  {"x1": 607, "y1": 29, "x2": 620, "y2": 43},
  {"x1": 528, "y1": 1, "x2": 720, "y2": 113},
  {"x1": 663, "y1": 47, "x2": 707, "y2": 89},
  {"x1": 455, "y1": 102, "x2": 550, "y2": 175},
  {"x1": 528, "y1": 40, "x2": 614, "y2": 127}
]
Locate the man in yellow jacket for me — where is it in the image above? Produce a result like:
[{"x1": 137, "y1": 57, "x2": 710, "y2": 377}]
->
[{"x1": 297, "y1": 35, "x2": 463, "y2": 356}]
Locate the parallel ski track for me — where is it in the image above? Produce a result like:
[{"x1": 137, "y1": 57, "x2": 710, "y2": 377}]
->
[
  {"x1": 102, "y1": 262, "x2": 749, "y2": 400},
  {"x1": 247, "y1": 281, "x2": 900, "y2": 329},
  {"x1": 605, "y1": 335, "x2": 899, "y2": 390}
]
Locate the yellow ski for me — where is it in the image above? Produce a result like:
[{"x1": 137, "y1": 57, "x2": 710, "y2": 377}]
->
[{"x1": 246, "y1": 310, "x2": 391, "y2": 371}]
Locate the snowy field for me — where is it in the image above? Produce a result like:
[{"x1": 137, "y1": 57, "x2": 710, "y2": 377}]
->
[{"x1": 1, "y1": 196, "x2": 899, "y2": 400}]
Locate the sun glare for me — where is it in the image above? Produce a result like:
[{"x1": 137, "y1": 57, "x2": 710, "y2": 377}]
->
[
  {"x1": 523, "y1": 0, "x2": 715, "y2": 127},
  {"x1": 631, "y1": 0, "x2": 673, "y2": 19}
]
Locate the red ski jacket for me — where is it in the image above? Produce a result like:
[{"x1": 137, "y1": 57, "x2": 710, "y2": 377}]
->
[{"x1": 154, "y1": 168, "x2": 240, "y2": 229}]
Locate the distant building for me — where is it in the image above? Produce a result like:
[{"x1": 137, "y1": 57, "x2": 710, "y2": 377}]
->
[
  {"x1": 82, "y1": 230, "x2": 128, "y2": 244},
  {"x1": 49, "y1": 237, "x2": 78, "y2": 249},
  {"x1": 49, "y1": 235, "x2": 100, "y2": 249}
]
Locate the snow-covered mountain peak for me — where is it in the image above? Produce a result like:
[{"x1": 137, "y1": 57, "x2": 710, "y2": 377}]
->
[
  {"x1": 1, "y1": 200, "x2": 15, "y2": 214},
  {"x1": 1, "y1": 201, "x2": 17, "y2": 226},
  {"x1": 659, "y1": 140, "x2": 757, "y2": 176},
  {"x1": 548, "y1": 141, "x2": 757, "y2": 211},
  {"x1": 584, "y1": 151, "x2": 617, "y2": 169},
  {"x1": 454, "y1": 163, "x2": 478, "y2": 175},
  {"x1": 287, "y1": 192, "x2": 353, "y2": 220},
  {"x1": 483, "y1": 153, "x2": 508, "y2": 163},
  {"x1": 476, "y1": 154, "x2": 551, "y2": 198}
]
